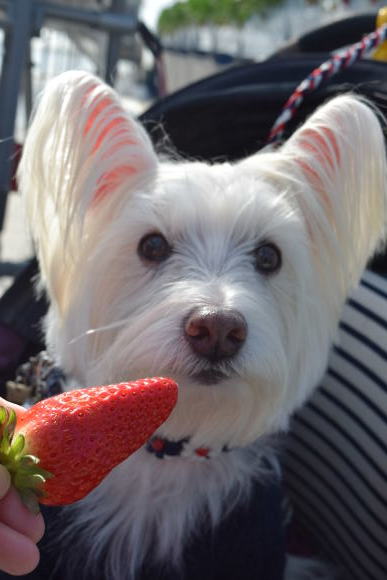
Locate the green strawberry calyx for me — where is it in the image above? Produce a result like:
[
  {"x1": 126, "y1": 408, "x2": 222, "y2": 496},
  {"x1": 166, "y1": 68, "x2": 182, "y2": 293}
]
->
[{"x1": 0, "y1": 406, "x2": 53, "y2": 514}]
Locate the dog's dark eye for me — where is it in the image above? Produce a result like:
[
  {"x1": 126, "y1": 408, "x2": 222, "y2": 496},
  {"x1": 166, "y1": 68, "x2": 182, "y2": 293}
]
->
[
  {"x1": 254, "y1": 243, "x2": 282, "y2": 274},
  {"x1": 138, "y1": 233, "x2": 171, "y2": 263}
]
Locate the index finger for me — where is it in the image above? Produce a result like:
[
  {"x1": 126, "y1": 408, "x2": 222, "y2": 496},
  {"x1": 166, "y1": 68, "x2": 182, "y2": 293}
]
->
[{"x1": 0, "y1": 397, "x2": 26, "y2": 417}]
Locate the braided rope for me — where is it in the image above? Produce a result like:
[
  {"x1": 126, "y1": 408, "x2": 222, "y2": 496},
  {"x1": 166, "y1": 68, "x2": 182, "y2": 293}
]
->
[{"x1": 267, "y1": 24, "x2": 387, "y2": 144}]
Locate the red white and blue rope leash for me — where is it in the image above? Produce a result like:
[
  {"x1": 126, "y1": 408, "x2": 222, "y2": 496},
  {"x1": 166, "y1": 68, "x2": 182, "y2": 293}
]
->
[{"x1": 267, "y1": 24, "x2": 387, "y2": 144}]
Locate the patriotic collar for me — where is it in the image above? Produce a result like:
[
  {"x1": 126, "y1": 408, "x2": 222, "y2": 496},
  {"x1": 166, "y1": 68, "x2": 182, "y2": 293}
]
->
[
  {"x1": 146, "y1": 436, "x2": 231, "y2": 461},
  {"x1": 7, "y1": 352, "x2": 232, "y2": 462}
]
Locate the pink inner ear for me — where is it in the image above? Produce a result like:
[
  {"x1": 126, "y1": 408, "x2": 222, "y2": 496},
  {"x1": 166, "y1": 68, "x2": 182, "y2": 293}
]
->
[
  {"x1": 83, "y1": 94, "x2": 115, "y2": 138},
  {"x1": 296, "y1": 126, "x2": 340, "y2": 217},
  {"x1": 83, "y1": 94, "x2": 135, "y2": 152},
  {"x1": 92, "y1": 119, "x2": 130, "y2": 153},
  {"x1": 298, "y1": 126, "x2": 340, "y2": 169},
  {"x1": 93, "y1": 165, "x2": 137, "y2": 204},
  {"x1": 82, "y1": 90, "x2": 142, "y2": 204}
]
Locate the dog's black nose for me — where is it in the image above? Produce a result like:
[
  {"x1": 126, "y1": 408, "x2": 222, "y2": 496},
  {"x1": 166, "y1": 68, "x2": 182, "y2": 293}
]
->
[{"x1": 184, "y1": 307, "x2": 247, "y2": 360}]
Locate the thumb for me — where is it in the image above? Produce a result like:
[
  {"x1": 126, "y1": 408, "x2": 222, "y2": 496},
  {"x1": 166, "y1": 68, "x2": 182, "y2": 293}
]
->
[{"x1": 0, "y1": 465, "x2": 10, "y2": 500}]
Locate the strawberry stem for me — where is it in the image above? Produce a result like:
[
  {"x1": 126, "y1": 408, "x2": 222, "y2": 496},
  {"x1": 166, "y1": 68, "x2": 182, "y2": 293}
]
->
[{"x1": 0, "y1": 406, "x2": 53, "y2": 514}]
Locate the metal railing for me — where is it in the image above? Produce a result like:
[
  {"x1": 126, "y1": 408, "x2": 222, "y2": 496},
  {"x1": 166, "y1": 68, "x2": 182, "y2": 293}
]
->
[{"x1": 0, "y1": 0, "x2": 138, "y2": 233}]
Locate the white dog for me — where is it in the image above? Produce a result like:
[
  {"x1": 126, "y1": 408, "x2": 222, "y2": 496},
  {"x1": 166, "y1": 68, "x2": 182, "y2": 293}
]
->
[{"x1": 18, "y1": 71, "x2": 387, "y2": 580}]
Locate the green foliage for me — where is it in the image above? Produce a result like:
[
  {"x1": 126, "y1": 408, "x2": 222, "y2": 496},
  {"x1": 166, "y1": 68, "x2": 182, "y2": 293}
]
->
[
  {"x1": 158, "y1": 0, "x2": 285, "y2": 33},
  {"x1": 158, "y1": 3, "x2": 190, "y2": 34}
]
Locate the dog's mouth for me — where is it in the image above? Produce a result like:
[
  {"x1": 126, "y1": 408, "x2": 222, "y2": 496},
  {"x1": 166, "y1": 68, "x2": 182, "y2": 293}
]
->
[{"x1": 190, "y1": 366, "x2": 233, "y2": 385}]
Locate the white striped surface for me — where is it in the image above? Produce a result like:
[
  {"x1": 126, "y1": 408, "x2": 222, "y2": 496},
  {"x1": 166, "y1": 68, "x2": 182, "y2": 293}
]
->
[{"x1": 283, "y1": 270, "x2": 387, "y2": 580}]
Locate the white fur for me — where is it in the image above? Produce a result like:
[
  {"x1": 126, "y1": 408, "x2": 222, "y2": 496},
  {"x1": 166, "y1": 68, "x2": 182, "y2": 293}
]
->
[{"x1": 18, "y1": 71, "x2": 387, "y2": 579}]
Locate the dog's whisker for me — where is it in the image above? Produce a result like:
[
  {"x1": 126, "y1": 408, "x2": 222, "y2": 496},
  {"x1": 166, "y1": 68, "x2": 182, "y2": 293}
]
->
[{"x1": 68, "y1": 317, "x2": 129, "y2": 345}]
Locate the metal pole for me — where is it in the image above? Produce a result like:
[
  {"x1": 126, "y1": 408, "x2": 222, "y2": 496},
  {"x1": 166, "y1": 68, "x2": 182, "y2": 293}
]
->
[
  {"x1": 36, "y1": 2, "x2": 136, "y2": 32},
  {"x1": 24, "y1": 40, "x2": 33, "y2": 123},
  {"x1": 0, "y1": 0, "x2": 33, "y2": 230},
  {"x1": 104, "y1": 0, "x2": 127, "y2": 85}
]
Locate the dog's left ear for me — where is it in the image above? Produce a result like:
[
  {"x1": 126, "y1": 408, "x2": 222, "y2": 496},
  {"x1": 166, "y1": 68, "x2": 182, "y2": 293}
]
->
[
  {"x1": 280, "y1": 95, "x2": 387, "y2": 292},
  {"x1": 20, "y1": 70, "x2": 157, "y2": 230}
]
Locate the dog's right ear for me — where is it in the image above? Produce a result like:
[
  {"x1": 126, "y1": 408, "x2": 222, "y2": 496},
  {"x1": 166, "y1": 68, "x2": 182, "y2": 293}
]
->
[
  {"x1": 18, "y1": 71, "x2": 157, "y2": 306},
  {"x1": 20, "y1": 70, "x2": 157, "y2": 232}
]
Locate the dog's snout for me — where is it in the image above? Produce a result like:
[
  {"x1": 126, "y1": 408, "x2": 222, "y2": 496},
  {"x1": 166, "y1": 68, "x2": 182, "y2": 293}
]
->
[{"x1": 184, "y1": 307, "x2": 247, "y2": 360}]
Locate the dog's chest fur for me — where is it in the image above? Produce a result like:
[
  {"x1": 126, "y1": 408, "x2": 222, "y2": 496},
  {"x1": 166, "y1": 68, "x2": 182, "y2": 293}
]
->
[{"x1": 41, "y1": 446, "x2": 285, "y2": 580}]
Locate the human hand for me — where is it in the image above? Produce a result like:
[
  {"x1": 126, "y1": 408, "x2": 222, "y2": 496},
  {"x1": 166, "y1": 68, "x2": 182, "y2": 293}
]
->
[{"x1": 0, "y1": 399, "x2": 45, "y2": 575}]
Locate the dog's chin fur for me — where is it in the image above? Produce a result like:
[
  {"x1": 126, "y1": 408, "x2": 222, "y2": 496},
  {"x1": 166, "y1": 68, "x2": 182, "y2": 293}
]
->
[{"x1": 18, "y1": 71, "x2": 387, "y2": 579}]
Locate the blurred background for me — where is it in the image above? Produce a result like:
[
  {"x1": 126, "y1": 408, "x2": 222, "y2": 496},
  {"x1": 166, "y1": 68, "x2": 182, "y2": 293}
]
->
[
  {"x1": 0, "y1": 0, "x2": 385, "y2": 290},
  {"x1": 2, "y1": 0, "x2": 386, "y2": 140},
  {"x1": 155, "y1": 0, "x2": 385, "y2": 91}
]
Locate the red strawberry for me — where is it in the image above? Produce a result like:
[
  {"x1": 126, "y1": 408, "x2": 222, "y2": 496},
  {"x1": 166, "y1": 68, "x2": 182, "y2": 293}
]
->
[{"x1": 0, "y1": 377, "x2": 177, "y2": 513}]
